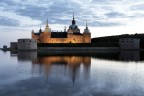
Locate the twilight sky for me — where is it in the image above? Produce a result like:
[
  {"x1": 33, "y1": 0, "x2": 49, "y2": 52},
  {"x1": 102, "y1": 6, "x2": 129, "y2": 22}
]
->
[{"x1": 1, "y1": 0, "x2": 144, "y2": 47}]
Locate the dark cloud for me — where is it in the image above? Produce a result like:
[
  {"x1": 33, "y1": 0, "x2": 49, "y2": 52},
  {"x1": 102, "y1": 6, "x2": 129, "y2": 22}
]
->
[
  {"x1": 15, "y1": 5, "x2": 47, "y2": 20},
  {"x1": 130, "y1": 4, "x2": 144, "y2": 10},
  {"x1": 91, "y1": 0, "x2": 121, "y2": 4},
  {"x1": 13, "y1": 1, "x2": 82, "y2": 25},
  {"x1": 105, "y1": 12, "x2": 125, "y2": 18},
  {"x1": 91, "y1": 21, "x2": 122, "y2": 27},
  {"x1": 0, "y1": 0, "x2": 131, "y2": 28},
  {"x1": 0, "y1": 0, "x2": 20, "y2": 11},
  {"x1": 0, "y1": 0, "x2": 17, "y2": 6},
  {"x1": 0, "y1": 16, "x2": 19, "y2": 26}
]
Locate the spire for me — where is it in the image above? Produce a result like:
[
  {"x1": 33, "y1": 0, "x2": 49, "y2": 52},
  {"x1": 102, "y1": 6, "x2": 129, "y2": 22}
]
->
[
  {"x1": 45, "y1": 18, "x2": 50, "y2": 32},
  {"x1": 46, "y1": 18, "x2": 48, "y2": 27},
  {"x1": 84, "y1": 21, "x2": 90, "y2": 33},
  {"x1": 32, "y1": 30, "x2": 34, "y2": 33},
  {"x1": 73, "y1": 13, "x2": 74, "y2": 20},
  {"x1": 39, "y1": 24, "x2": 42, "y2": 33},
  {"x1": 64, "y1": 26, "x2": 66, "y2": 32},
  {"x1": 86, "y1": 21, "x2": 88, "y2": 29},
  {"x1": 72, "y1": 13, "x2": 75, "y2": 25}
]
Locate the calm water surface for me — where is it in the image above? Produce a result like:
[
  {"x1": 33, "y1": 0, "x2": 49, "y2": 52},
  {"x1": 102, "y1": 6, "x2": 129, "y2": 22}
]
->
[{"x1": 0, "y1": 51, "x2": 144, "y2": 96}]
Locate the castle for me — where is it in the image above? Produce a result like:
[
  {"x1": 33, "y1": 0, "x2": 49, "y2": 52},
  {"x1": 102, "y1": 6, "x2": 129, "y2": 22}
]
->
[{"x1": 32, "y1": 14, "x2": 91, "y2": 43}]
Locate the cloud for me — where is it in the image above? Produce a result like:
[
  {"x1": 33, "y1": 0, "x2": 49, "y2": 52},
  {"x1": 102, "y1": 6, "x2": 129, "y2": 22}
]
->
[
  {"x1": 105, "y1": 12, "x2": 125, "y2": 18},
  {"x1": 15, "y1": 5, "x2": 48, "y2": 20},
  {"x1": 13, "y1": 0, "x2": 83, "y2": 25},
  {"x1": 90, "y1": 0, "x2": 121, "y2": 4},
  {"x1": 0, "y1": 0, "x2": 17, "y2": 6},
  {"x1": 0, "y1": 0, "x2": 132, "y2": 28},
  {"x1": 0, "y1": 16, "x2": 19, "y2": 26},
  {"x1": 90, "y1": 21, "x2": 122, "y2": 27},
  {"x1": 130, "y1": 3, "x2": 144, "y2": 11},
  {"x1": 0, "y1": 0, "x2": 144, "y2": 44},
  {"x1": 0, "y1": 10, "x2": 42, "y2": 27}
]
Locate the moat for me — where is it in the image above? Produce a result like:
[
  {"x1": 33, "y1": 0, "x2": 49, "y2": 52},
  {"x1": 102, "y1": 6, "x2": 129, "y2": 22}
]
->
[{"x1": 0, "y1": 51, "x2": 144, "y2": 96}]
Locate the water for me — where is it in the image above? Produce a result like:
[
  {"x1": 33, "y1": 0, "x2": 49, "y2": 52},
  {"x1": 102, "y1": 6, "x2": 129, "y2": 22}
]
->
[{"x1": 0, "y1": 50, "x2": 144, "y2": 96}]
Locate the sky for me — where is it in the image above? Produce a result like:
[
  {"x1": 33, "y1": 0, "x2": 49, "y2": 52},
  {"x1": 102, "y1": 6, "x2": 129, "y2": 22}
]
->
[{"x1": 1, "y1": 0, "x2": 144, "y2": 47}]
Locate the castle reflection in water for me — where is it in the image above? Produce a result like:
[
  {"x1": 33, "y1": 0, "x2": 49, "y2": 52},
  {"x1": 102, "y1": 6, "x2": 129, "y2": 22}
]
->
[
  {"x1": 32, "y1": 55, "x2": 91, "y2": 82},
  {"x1": 10, "y1": 50, "x2": 144, "y2": 84},
  {"x1": 10, "y1": 50, "x2": 144, "y2": 63},
  {"x1": 11, "y1": 51, "x2": 91, "y2": 84}
]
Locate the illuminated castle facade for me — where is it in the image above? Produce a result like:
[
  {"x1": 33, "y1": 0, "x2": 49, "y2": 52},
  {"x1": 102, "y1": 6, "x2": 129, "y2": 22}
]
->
[{"x1": 32, "y1": 15, "x2": 91, "y2": 43}]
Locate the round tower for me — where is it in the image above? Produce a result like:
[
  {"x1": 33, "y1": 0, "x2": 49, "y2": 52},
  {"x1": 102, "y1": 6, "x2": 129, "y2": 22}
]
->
[{"x1": 18, "y1": 39, "x2": 37, "y2": 50}]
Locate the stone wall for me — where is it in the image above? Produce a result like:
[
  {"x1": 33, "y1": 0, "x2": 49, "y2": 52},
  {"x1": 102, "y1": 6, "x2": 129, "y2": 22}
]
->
[
  {"x1": 119, "y1": 38, "x2": 140, "y2": 49},
  {"x1": 18, "y1": 39, "x2": 37, "y2": 50},
  {"x1": 10, "y1": 42, "x2": 18, "y2": 49}
]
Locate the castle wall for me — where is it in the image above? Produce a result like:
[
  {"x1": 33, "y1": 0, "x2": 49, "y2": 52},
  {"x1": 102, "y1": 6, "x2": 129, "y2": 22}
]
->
[
  {"x1": 32, "y1": 32, "x2": 86, "y2": 43},
  {"x1": 32, "y1": 32, "x2": 40, "y2": 43},
  {"x1": 18, "y1": 39, "x2": 37, "y2": 50},
  {"x1": 10, "y1": 42, "x2": 18, "y2": 50},
  {"x1": 50, "y1": 38, "x2": 67, "y2": 43},
  {"x1": 32, "y1": 28, "x2": 91, "y2": 44},
  {"x1": 67, "y1": 34, "x2": 83, "y2": 43},
  {"x1": 119, "y1": 38, "x2": 140, "y2": 49},
  {"x1": 40, "y1": 32, "x2": 51, "y2": 43}
]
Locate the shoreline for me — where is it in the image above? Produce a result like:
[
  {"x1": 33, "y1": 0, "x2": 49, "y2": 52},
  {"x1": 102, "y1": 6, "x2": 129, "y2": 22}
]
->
[{"x1": 1, "y1": 47, "x2": 144, "y2": 52}]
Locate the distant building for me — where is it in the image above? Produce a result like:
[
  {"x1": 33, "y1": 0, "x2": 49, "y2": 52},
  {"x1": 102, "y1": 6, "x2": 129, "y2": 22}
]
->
[
  {"x1": 18, "y1": 39, "x2": 37, "y2": 50},
  {"x1": 119, "y1": 38, "x2": 140, "y2": 49},
  {"x1": 32, "y1": 14, "x2": 91, "y2": 43}
]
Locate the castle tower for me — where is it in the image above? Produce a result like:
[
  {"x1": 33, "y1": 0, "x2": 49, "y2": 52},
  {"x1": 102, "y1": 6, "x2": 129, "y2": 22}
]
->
[
  {"x1": 83, "y1": 21, "x2": 91, "y2": 43},
  {"x1": 39, "y1": 25, "x2": 42, "y2": 33},
  {"x1": 31, "y1": 30, "x2": 35, "y2": 39},
  {"x1": 64, "y1": 26, "x2": 67, "y2": 32},
  {"x1": 72, "y1": 13, "x2": 75, "y2": 25},
  {"x1": 41, "y1": 19, "x2": 51, "y2": 43},
  {"x1": 68, "y1": 13, "x2": 80, "y2": 33},
  {"x1": 44, "y1": 19, "x2": 51, "y2": 32}
]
